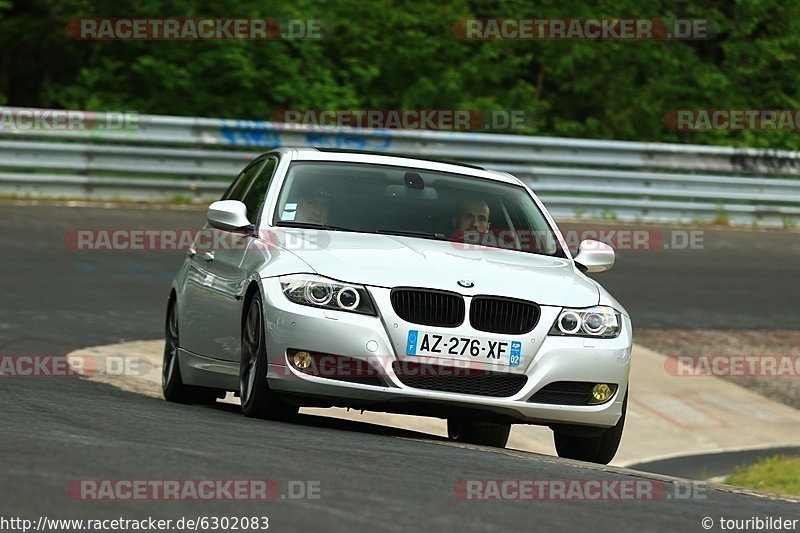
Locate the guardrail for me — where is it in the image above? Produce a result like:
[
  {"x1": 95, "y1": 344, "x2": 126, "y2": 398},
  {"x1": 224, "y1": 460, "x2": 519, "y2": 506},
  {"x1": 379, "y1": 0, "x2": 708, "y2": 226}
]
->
[{"x1": 2, "y1": 106, "x2": 800, "y2": 227}]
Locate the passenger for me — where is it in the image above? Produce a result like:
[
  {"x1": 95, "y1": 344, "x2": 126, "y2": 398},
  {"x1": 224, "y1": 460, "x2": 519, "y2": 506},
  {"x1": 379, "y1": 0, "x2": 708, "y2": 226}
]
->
[{"x1": 292, "y1": 184, "x2": 330, "y2": 225}]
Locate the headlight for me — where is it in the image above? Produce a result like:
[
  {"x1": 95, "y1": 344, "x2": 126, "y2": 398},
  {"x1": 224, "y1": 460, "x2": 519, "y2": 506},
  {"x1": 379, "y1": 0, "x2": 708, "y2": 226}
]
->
[
  {"x1": 280, "y1": 274, "x2": 376, "y2": 315},
  {"x1": 549, "y1": 306, "x2": 621, "y2": 338}
]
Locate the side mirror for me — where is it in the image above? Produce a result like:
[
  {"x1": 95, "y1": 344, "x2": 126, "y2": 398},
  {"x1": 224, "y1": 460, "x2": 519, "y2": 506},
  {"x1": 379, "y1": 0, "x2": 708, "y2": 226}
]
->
[
  {"x1": 573, "y1": 239, "x2": 615, "y2": 273},
  {"x1": 207, "y1": 200, "x2": 253, "y2": 233}
]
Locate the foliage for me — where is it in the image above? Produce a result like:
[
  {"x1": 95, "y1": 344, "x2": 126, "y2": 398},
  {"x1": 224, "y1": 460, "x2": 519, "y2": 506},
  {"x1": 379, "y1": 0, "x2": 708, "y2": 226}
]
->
[
  {"x1": 1, "y1": 0, "x2": 799, "y2": 148},
  {"x1": 727, "y1": 454, "x2": 800, "y2": 496}
]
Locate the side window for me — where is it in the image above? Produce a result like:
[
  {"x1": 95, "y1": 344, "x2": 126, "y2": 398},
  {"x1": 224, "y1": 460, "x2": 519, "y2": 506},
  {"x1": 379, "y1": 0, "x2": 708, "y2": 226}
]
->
[
  {"x1": 241, "y1": 158, "x2": 278, "y2": 224},
  {"x1": 221, "y1": 160, "x2": 265, "y2": 201}
]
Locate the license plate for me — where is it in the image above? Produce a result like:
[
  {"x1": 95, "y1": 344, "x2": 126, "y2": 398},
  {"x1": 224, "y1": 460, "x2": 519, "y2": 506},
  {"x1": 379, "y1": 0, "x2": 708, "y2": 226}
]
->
[{"x1": 405, "y1": 330, "x2": 521, "y2": 367}]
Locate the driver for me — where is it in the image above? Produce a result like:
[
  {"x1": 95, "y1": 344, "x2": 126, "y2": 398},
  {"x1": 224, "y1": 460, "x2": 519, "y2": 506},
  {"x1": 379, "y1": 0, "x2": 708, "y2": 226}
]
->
[{"x1": 452, "y1": 199, "x2": 491, "y2": 235}]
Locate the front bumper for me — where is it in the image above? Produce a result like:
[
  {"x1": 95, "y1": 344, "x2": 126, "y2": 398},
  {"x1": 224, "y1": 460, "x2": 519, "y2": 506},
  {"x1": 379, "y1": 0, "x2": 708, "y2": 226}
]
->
[{"x1": 262, "y1": 278, "x2": 632, "y2": 428}]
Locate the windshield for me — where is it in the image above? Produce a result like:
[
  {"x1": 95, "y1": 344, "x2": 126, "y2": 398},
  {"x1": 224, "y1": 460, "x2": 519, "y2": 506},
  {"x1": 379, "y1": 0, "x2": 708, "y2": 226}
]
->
[{"x1": 272, "y1": 161, "x2": 565, "y2": 257}]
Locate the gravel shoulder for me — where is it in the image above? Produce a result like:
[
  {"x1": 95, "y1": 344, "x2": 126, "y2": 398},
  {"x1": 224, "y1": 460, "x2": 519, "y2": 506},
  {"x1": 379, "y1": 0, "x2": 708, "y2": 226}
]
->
[{"x1": 635, "y1": 329, "x2": 800, "y2": 410}]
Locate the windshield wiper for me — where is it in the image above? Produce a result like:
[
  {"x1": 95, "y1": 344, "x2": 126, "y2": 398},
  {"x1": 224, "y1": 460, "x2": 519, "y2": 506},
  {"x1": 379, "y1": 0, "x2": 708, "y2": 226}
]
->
[
  {"x1": 275, "y1": 224, "x2": 449, "y2": 240},
  {"x1": 376, "y1": 229, "x2": 450, "y2": 241},
  {"x1": 274, "y1": 221, "x2": 352, "y2": 231}
]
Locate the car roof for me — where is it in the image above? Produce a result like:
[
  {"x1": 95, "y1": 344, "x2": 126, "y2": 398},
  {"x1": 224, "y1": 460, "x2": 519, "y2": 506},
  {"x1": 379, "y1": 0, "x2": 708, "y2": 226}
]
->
[{"x1": 264, "y1": 147, "x2": 522, "y2": 186}]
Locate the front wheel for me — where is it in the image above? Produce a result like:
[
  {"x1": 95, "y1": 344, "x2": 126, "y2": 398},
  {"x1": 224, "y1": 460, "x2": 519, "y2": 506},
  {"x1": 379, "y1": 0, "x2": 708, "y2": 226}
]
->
[
  {"x1": 162, "y1": 297, "x2": 220, "y2": 404},
  {"x1": 239, "y1": 292, "x2": 298, "y2": 420},
  {"x1": 553, "y1": 391, "x2": 628, "y2": 464},
  {"x1": 447, "y1": 417, "x2": 511, "y2": 448}
]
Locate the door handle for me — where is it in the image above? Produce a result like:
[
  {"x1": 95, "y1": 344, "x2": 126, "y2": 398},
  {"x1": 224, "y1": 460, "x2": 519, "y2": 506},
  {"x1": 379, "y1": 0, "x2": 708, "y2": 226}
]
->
[
  {"x1": 187, "y1": 247, "x2": 196, "y2": 258},
  {"x1": 203, "y1": 251, "x2": 215, "y2": 262}
]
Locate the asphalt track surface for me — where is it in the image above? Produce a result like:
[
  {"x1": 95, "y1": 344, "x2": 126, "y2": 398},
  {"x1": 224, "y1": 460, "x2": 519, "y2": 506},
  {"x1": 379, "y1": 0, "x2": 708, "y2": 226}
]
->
[{"x1": 1, "y1": 203, "x2": 799, "y2": 531}]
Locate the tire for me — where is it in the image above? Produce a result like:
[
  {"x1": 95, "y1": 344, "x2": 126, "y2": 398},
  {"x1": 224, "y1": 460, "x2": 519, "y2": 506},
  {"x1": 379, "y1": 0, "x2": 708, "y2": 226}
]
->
[
  {"x1": 162, "y1": 297, "x2": 220, "y2": 404},
  {"x1": 553, "y1": 391, "x2": 628, "y2": 465},
  {"x1": 239, "y1": 292, "x2": 298, "y2": 420},
  {"x1": 447, "y1": 417, "x2": 511, "y2": 448}
]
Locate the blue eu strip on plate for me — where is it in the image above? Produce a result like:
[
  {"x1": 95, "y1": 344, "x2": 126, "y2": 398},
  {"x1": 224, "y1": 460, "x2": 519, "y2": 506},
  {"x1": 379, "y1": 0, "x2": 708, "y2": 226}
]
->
[{"x1": 406, "y1": 330, "x2": 419, "y2": 355}]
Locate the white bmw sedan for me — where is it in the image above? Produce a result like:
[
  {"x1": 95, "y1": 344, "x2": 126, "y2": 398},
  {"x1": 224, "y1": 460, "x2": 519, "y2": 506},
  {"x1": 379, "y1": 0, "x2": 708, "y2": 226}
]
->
[{"x1": 164, "y1": 147, "x2": 632, "y2": 464}]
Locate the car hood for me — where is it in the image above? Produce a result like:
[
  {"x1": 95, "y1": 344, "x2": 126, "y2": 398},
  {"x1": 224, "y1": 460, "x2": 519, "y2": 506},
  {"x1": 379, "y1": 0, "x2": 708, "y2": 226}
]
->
[{"x1": 275, "y1": 230, "x2": 599, "y2": 307}]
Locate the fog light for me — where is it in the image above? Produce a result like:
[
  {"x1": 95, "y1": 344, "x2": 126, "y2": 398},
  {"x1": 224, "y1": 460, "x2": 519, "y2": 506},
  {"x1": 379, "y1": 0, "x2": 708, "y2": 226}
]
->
[
  {"x1": 292, "y1": 351, "x2": 313, "y2": 369},
  {"x1": 589, "y1": 383, "x2": 615, "y2": 404}
]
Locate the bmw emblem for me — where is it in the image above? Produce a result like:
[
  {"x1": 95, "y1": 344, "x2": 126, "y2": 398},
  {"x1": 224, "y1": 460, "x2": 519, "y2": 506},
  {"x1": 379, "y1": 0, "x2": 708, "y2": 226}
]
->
[{"x1": 457, "y1": 279, "x2": 474, "y2": 288}]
